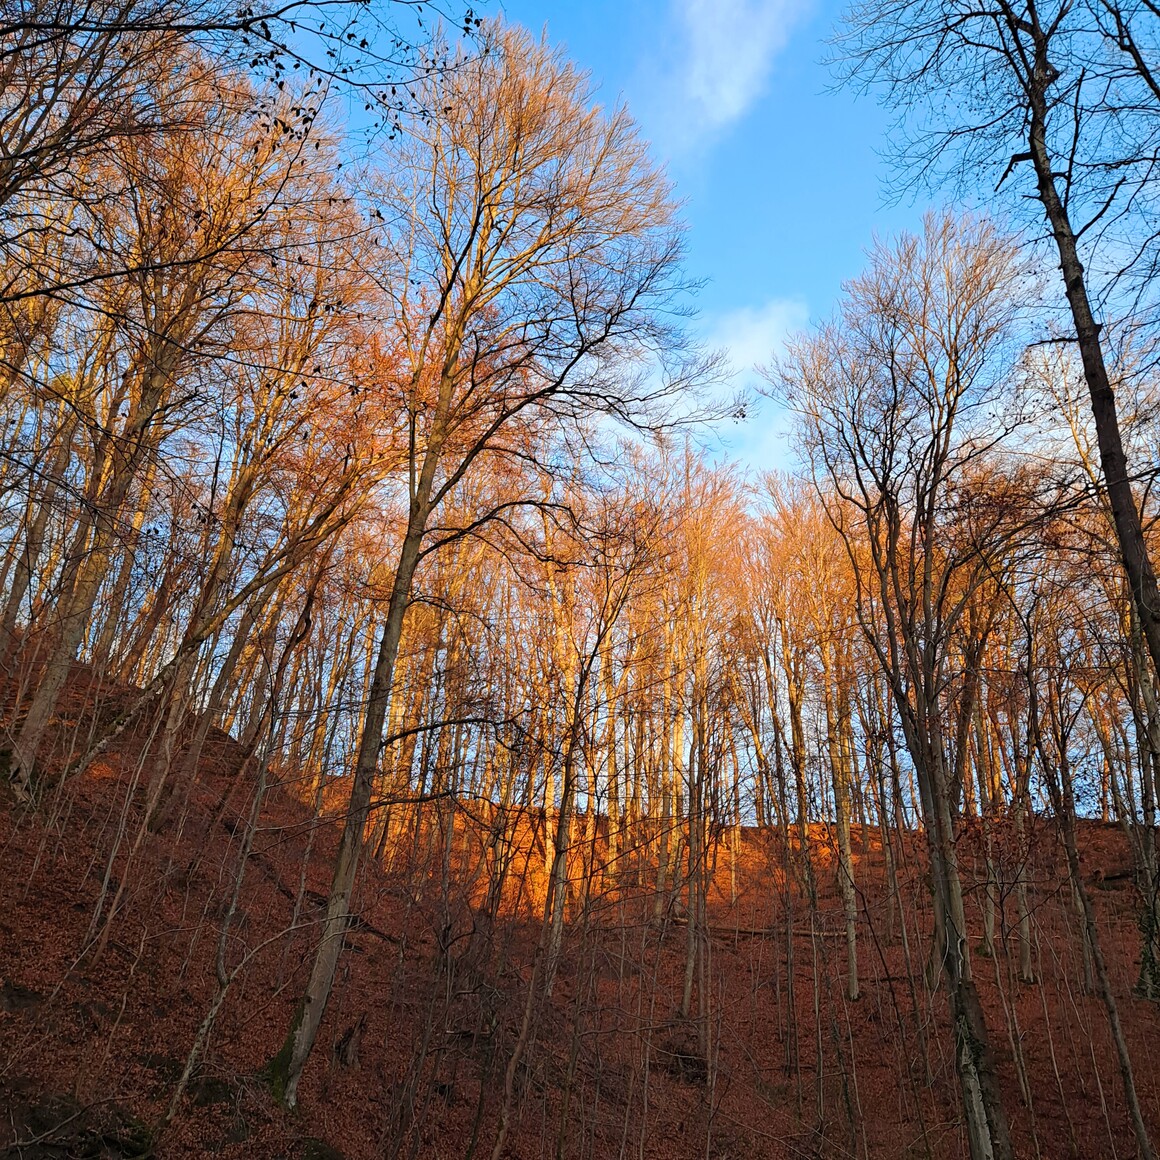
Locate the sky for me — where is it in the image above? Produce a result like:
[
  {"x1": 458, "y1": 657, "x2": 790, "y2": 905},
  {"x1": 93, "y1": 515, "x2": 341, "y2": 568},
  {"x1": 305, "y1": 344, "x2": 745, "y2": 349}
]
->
[{"x1": 489, "y1": 0, "x2": 934, "y2": 472}]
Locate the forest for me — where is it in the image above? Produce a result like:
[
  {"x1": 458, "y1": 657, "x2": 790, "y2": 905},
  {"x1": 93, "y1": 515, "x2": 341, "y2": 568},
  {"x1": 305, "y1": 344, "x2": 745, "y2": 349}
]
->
[{"x1": 0, "y1": 1, "x2": 1159, "y2": 1158}]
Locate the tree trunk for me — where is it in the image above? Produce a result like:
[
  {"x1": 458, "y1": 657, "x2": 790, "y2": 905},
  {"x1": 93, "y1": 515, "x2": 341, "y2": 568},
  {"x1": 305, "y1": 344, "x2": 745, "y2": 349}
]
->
[
  {"x1": 1026, "y1": 59, "x2": 1160, "y2": 685},
  {"x1": 272, "y1": 516, "x2": 424, "y2": 1107}
]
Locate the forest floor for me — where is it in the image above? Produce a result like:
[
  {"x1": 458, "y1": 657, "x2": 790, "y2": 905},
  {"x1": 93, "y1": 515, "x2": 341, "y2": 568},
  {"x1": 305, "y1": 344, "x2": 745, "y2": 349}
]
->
[{"x1": 1, "y1": 666, "x2": 1159, "y2": 1159}]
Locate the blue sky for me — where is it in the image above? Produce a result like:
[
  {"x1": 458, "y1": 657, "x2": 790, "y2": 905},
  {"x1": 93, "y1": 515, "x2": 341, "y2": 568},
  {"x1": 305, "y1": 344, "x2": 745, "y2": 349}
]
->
[{"x1": 491, "y1": 0, "x2": 934, "y2": 470}]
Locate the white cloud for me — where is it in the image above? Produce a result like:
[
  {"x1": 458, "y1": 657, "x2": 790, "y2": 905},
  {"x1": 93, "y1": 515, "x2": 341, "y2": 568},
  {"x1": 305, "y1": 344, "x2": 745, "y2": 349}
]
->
[
  {"x1": 706, "y1": 297, "x2": 810, "y2": 472},
  {"x1": 682, "y1": 0, "x2": 797, "y2": 126},
  {"x1": 639, "y1": 0, "x2": 811, "y2": 151},
  {"x1": 709, "y1": 296, "x2": 809, "y2": 387}
]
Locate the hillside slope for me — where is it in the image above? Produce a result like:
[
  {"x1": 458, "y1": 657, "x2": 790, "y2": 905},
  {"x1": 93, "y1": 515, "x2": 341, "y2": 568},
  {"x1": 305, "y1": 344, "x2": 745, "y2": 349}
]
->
[{"x1": 1, "y1": 668, "x2": 1158, "y2": 1159}]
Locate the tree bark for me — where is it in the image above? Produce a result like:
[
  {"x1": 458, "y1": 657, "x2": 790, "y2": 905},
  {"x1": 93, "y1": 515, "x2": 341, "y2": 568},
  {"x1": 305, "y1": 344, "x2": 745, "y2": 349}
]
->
[
  {"x1": 1023, "y1": 34, "x2": 1160, "y2": 686},
  {"x1": 273, "y1": 514, "x2": 424, "y2": 1107}
]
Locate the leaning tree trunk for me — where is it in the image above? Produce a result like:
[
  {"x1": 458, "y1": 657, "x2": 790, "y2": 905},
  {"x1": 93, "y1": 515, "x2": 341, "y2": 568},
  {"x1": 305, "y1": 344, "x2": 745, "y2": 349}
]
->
[
  {"x1": 1026, "y1": 58, "x2": 1160, "y2": 686},
  {"x1": 1028, "y1": 667, "x2": 1156, "y2": 1160},
  {"x1": 9, "y1": 354, "x2": 176, "y2": 796},
  {"x1": 900, "y1": 697, "x2": 1013, "y2": 1160},
  {"x1": 271, "y1": 514, "x2": 425, "y2": 1108}
]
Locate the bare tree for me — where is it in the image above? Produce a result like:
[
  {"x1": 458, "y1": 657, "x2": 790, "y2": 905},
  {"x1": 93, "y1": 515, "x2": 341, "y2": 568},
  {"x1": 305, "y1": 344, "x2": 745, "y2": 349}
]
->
[
  {"x1": 270, "y1": 18, "x2": 707, "y2": 1107},
  {"x1": 5, "y1": 61, "x2": 369, "y2": 797},
  {"x1": 838, "y1": 0, "x2": 1160, "y2": 694},
  {"x1": 775, "y1": 211, "x2": 1030, "y2": 1160}
]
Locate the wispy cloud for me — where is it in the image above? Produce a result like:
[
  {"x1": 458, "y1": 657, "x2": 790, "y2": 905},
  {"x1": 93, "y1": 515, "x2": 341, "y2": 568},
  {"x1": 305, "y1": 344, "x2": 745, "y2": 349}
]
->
[
  {"x1": 709, "y1": 297, "x2": 809, "y2": 387},
  {"x1": 639, "y1": 0, "x2": 811, "y2": 152},
  {"x1": 707, "y1": 297, "x2": 809, "y2": 472}
]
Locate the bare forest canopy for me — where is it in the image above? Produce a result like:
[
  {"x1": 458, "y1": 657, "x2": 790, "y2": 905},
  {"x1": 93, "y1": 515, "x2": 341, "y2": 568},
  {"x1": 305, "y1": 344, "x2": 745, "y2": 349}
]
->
[{"x1": 0, "y1": 2, "x2": 1159, "y2": 1159}]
